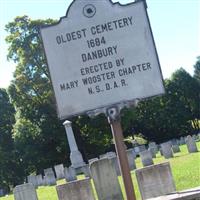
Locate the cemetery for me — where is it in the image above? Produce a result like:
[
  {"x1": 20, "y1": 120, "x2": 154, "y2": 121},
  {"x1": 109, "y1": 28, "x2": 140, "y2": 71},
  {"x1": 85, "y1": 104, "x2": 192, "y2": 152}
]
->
[
  {"x1": 0, "y1": 0, "x2": 199, "y2": 200},
  {"x1": 0, "y1": 138, "x2": 199, "y2": 200}
]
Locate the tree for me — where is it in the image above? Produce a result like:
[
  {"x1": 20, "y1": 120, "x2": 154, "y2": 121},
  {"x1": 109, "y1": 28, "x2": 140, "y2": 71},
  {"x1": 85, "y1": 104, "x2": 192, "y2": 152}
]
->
[
  {"x1": 121, "y1": 68, "x2": 199, "y2": 143},
  {"x1": 0, "y1": 88, "x2": 21, "y2": 190},
  {"x1": 6, "y1": 16, "x2": 69, "y2": 175},
  {"x1": 169, "y1": 68, "x2": 200, "y2": 132},
  {"x1": 73, "y1": 114, "x2": 113, "y2": 159},
  {"x1": 194, "y1": 56, "x2": 200, "y2": 84}
]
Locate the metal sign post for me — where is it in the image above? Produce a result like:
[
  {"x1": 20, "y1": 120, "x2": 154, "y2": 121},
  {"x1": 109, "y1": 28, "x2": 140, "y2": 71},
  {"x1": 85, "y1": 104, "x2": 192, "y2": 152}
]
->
[{"x1": 107, "y1": 106, "x2": 136, "y2": 200}]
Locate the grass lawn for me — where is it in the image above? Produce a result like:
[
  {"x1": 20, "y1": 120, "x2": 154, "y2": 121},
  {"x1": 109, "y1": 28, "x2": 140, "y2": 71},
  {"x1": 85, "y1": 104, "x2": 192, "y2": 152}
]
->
[{"x1": 1, "y1": 142, "x2": 200, "y2": 200}]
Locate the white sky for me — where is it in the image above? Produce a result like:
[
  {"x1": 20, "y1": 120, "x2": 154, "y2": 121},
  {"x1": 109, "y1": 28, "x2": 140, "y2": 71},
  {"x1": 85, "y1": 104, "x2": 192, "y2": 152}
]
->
[{"x1": 0, "y1": 0, "x2": 200, "y2": 88}]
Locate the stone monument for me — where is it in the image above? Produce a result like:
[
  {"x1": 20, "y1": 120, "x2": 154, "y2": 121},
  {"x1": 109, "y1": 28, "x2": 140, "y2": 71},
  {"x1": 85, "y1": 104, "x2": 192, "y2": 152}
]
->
[
  {"x1": 185, "y1": 135, "x2": 198, "y2": 153},
  {"x1": 135, "y1": 162, "x2": 176, "y2": 200},
  {"x1": 63, "y1": 120, "x2": 86, "y2": 168},
  {"x1": 14, "y1": 184, "x2": 38, "y2": 200}
]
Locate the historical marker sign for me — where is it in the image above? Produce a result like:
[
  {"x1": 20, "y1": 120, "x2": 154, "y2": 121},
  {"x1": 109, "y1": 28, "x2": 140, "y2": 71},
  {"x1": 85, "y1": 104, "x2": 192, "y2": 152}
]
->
[{"x1": 40, "y1": 0, "x2": 165, "y2": 119}]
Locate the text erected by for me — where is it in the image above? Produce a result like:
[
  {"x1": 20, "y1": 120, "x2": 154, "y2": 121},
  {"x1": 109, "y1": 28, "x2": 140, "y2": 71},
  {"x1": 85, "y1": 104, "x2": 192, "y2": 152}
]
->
[{"x1": 40, "y1": 0, "x2": 165, "y2": 119}]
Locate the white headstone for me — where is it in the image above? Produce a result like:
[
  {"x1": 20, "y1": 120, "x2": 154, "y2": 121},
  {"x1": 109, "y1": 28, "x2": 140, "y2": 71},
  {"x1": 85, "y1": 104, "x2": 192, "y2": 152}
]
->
[
  {"x1": 90, "y1": 158, "x2": 123, "y2": 200},
  {"x1": 134, "y1": 146, "x2": 140, "y2": 155},
  {"x1": 36, "y1": 175, "x2": 43, "y2": 186},
  {"x1": 108, "y1": 155, "x2": 121, "y2": 176},
  {"x1": 140, "y1": 150, "x2": 154, "y2": 167},
  {"x1": 161, "y1": 142, "x2": 173, "y2": 159},
  {"x1": 135, "y1": 162, "x2": 176, "y2": 200},
  {"x1": 56, "y1": 178, "x2": 95, "y2": 200},
  {"x1": 126, "y1": 149, "x2": 136, "y2": 170},
  {"x1": 185, "y1": 135, "x2": 198, "y2": 153},
  {"x1": 88, "y1": 158, "x2": 98, "y2": 165},
  {"x1": 106, "y1": 151, "x2": 116, "y2": 158},
  {"x1": 44, "y1": 168, "x2": 56, "y2": 185},
  {"x1": 172, "y1": 144, "x2": 180, "y2": 153},
  {"x1": 63, "y1": 121, "x2": 86, "y2": 168},
  {"x1": 99, "y1": 154, "x2": 108, "y2": 159},
  {"x1": 14, "y1": 184, "x2": 38, "y2": 200},
  {"x1": 54, "y1": 164, "x2": 65, "y2": 180},
  {"x1": 64, "y1": 167, "x2": 77, "y2": 182},
  {"x1": 79, "y1": 164, "x2": 91, "y2": 178},
  {"x1": 192, "y1": 134, "x2": 198, "y2": 141},
  {"x1": 179, "y1": 137, "x2": 185, "y2": 145},
  {"x1": 27, "y1": 175, "x2": 38, "y2": 188},
  {"x1": 0, "y1": 189, "x2": 4, "y2": 197},
  {"x1": 149, "y1": 142, "x2": 158, "y2": 151},
  {"x1": 148, "y1": 146, "x2": 157, "y2": 158}
]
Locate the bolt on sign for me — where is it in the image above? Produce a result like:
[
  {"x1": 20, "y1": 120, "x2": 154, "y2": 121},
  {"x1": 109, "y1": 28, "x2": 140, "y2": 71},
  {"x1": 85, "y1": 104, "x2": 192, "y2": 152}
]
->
[{"x1": 40, "y1": 0, "x2": 165, "y2": 119}]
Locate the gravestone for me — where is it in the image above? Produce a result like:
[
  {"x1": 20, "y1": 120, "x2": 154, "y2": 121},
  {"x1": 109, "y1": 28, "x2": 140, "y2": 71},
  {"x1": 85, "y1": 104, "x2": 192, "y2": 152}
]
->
[
  {"x1": 64, "y1": 167, "x2": 77, "y2": 182},
  {"x1": 172, "y1": 144, "x2": 180, "y2": 153},
  {"x1": 56, "y1": 178, "x2": 95, "y2": 200},
  {"x1": 134, "y1": 146, "x2": 140, "y2": 155},
  {"x1": 127, "y1": 148, "x2": 136, "y2": 159},
  {"x1": 139, "y1": 145, "x2": 146, "y2": 152},
  {"x1": 184, "y1": 136, "x2": 188, "y2": 143},
  {"x1": 148, "y1": 142, "x2": 158, "y2": 158},
  {"x1": 140, "y1": 150, "x2": 154, "y2": 167},
  {"x1": 108, "y1": 155, "x2": 121, "y2": 176},
  {"x1": 44, "y1": 168, "x2": 56, "y2": 186},
  {"x1": 179, "y1": 137, "x2": 185, "y2": 145},
  {"x1": 148, "y1": 142, "x2": 158, "y2": 157},
  {"x1": 0, "y1": 189, "x2": 4, "y2": 197},
  {"x1": 192, "y1": 134, "x2": 198, "y2": 141},
  {"x1": 148, "y1": 147, "x2": 156, "y2": 158},
  {"x1": 42, "y1": 176, "x2": 48, "y2": 186},
  {"x1": 27, "y1": 175, "x2": 38, "y2": 188},
  {"x1": 126, "y1": 149, "x2": 136, "y2": 170},
  {"x1": 135, "y1": 162, "x2": 176, "y2": 200},
  {"x1": 171, "y1": 139, "x2": 177, "y2": 145},
  {"x1": 36, "y1": 175, "x2": 43, "y2": 186},
  {"x1": 88, "y1": 158, "x2": 98, "y2": 165},
  {"x1": 185, "y1": 135, "x2": 198, "y2": 153},
  {"x1": 149, "y1": 142, "x2": 158, "y2": 152},
  {"x1": 90, "y1": 158, "x2": 123, "y2": 200},
  {"x1": 14, "y1": 183, "x2": 38, "y2": 200},
  {"x1": 158, "y1": 145, "x2": 163, "y2": 156},
  {"x1": 99, "y1": 154, "x2": 108, "y2": 159},
  {"x1": 161, "y1": 142, "x2": 173, "y2": 159},
  {"x1": 54, "y1": 164, "x2": 65, "y2": 180},
  {"x1": 80, "y1": 164, "x2": 91, "y2": 178},
  {"x1": 63, "y1": 121, "x2": 86, "y2": 168},
  {"x1": 106, "y1": 151, "x2": 116, "y2": 158},
  {"x1": 134, "y1": 145, "x2": 146, "y2": 156}
]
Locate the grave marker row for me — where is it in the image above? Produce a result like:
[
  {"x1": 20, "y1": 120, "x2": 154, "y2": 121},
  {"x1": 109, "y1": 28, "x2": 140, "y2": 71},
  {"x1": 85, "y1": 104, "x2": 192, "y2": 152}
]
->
[{"x1": 15, "y1": 160, "x2": 179, "y2": 200}]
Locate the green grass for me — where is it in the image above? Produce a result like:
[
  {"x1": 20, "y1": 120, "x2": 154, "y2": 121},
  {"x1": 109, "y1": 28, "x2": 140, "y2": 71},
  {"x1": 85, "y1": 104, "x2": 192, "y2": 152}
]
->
[{"x1": 1, "y1": 142, "x2": 200, "y2": 200}]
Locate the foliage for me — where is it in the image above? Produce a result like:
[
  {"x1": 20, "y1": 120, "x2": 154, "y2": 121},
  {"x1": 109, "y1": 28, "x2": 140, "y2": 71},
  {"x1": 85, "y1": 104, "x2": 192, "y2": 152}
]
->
[
  {"x1": 194, "y1": 56, "x2": 200, "y2": 84},
  {"x1": 6, "y1": 16, "x2": 69, "y2": 175},
  {"x1": 73, "y1": 114, "x2": 113, "y2": 159},
  {"x1": 0, "y1": 89, "x2": 20, "y2": 190},
  {"x1": 122, "y1": 68, "x2": 199, "y2": 142}
]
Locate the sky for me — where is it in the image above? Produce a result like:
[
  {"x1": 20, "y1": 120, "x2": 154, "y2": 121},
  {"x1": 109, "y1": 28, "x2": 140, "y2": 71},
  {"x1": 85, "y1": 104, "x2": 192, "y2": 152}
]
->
[{"x1": 0, "y1": 0, "x2": 199, "y2": 89}]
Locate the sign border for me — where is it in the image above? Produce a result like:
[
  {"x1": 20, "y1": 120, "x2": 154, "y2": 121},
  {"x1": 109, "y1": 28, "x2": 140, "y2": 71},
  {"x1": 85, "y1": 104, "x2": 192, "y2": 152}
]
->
[{"x1": 40, "y1": 0, "x2": 165, "y2": 119}]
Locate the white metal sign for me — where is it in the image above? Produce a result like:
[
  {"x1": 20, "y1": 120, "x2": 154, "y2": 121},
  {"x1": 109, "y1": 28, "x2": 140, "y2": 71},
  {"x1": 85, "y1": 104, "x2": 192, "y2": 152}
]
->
[{"x1": 40, "y1": 0, "x2": 165, "y2": 119}]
